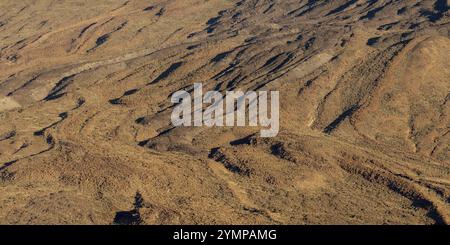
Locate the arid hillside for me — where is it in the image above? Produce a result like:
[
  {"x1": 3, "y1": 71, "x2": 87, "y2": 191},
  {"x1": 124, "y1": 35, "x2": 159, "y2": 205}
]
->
[{"x1": 0, "y1": 0, "x2": 449, "y2": 224}]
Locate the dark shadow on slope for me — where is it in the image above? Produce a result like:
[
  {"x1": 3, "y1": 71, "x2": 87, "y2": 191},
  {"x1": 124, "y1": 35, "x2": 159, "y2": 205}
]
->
[
  {"x1": 420, "y1": 0, "x2": 448, "y2": 22},
  {"x1": 360, "y1": 5, "x2": 386, "y2": 20},
  {"x1": 44, "y1": 75, "x2": 75, "y2": 101},
  {"x1": 230, "y1": 134, "x2": 256, "y2": 146},
  {"x1": 323, "y1": 105, "x2": 359, "y2": 134},
  {"x1": 78, "y1": 23, "x2": 96, "y2": 38},
  {"x1": 367, "y1": 37, "x2": 381, "y2": 46},
  {"x1": 143, "y1": 6, "x2": 155, "y2": 12},
  {"x1": 211, "y1": 51, "x2": 232, "y2": 63},
  {"x1": 148, "y1": 62, "x2": 183, "y2": 85},
  {"x1": 0, "y1": 130, "x2": 16, "y2": 141},
  {"x1": 87, "y1": 21, "x2": 127, "y2": 52},
  {"x1": 113, "y1": 192, "x2": 145, "y2": 225},
  {"x1": 0, "y1": 160, "x2": 17, "y2": 171},
  {"x1": 205, "y1": 10, "x2": 227, "y2": 33},
  {"x1": 209, "y1": 147, "x2": 252, "y2": 177},
  {"x1": 156, "y1": 8, "x2": 165, "y2": 17},
  {"x1": 326, "y1": 0, "x2": 358, "y2": 16}
]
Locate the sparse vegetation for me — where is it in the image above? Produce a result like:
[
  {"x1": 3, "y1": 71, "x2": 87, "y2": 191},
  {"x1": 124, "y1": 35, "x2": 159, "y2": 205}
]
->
[{"x1": 0, "y1": 0, "x2": 448, "y2": 225}]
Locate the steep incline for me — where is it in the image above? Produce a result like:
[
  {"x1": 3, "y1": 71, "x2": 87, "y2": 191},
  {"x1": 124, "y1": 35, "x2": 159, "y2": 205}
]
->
[{"x1": 0, "y1": 0, "x2": 448, "y2": 224}]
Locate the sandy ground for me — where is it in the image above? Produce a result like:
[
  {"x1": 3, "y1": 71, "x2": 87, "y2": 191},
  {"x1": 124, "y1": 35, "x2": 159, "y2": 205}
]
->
[{"x1": 0, "y1": 0, "x2": 449, "y2": 224}]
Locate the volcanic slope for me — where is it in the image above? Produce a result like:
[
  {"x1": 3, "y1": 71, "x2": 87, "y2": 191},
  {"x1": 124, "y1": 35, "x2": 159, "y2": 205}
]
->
[{"x1": 0, "y1": 0, "x2": 449, "y2": 224}]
